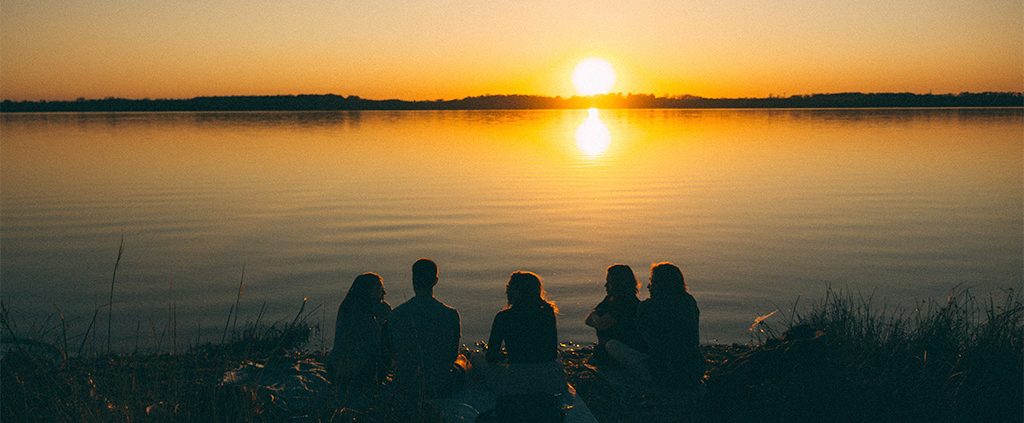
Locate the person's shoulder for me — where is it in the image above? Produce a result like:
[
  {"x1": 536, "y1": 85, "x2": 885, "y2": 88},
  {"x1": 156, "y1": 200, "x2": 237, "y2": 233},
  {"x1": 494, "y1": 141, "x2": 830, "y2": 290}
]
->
[
  {"x1": 431, "y1": 298, "x2": 459, "y2": 316},
  {"x1": 682, "y1": 292, "x2": 697, "y2": 306},
  {"x1": 611, "y1": 296, "x2": 640, "y2": 311},
  {"x1": 636, "y1": 298, "x2": 656, "y2": 315},
  {"x1": 391, "y1": 299, "x2": 410, "y2": 312},
  {"x1": 437, "y1": 298, "x2": 457, "y2": 312},
  {"x1": 390, "y1": 298, "x2": 417, "y2": 318},
  {"x1": 492, "y1": 307, "x2": 512, "y2": 321},
  {"x1": 374, "y1": 301, "x2": 392, "y2": 316}
]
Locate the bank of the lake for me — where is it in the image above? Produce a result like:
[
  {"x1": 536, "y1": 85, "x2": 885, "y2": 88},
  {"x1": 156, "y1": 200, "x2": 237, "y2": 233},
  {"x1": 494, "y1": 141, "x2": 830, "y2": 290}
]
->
[{"x1": 3, "y1": 289, "x2": 1020, "y2": 422}]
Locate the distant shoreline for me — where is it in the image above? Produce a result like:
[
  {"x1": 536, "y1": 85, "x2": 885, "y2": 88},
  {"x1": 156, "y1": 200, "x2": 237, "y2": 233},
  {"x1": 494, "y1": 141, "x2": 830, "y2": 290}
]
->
[{"x1": 2, "y1": 92, "x2": 1021, "y2": 113}]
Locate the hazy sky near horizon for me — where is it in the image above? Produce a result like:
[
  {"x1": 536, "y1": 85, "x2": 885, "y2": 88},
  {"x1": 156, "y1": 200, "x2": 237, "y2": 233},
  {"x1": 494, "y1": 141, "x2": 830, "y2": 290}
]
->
[{"x1": 1, "y1": 0, "x2": 1021, "y2": 100}]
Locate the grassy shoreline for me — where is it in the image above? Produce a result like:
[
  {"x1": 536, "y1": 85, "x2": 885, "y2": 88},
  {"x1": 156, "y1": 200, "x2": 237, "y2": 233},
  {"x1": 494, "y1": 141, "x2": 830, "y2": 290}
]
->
[{"x1": 3, "y1": 289, "x2": 1021, "y2": 422}]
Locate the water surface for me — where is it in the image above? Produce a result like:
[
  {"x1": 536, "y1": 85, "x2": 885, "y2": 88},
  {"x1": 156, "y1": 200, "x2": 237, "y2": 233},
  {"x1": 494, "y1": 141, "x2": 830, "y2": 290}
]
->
[{"x1": 2, "y1": 109, "x2": 1020, "y2": 347}]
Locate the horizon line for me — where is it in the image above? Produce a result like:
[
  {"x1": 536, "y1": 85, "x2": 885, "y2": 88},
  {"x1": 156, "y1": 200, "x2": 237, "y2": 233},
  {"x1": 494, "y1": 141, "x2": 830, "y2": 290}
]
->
[{"x1": 4, "y1": 90, "x2": 1024, "y2": 104}]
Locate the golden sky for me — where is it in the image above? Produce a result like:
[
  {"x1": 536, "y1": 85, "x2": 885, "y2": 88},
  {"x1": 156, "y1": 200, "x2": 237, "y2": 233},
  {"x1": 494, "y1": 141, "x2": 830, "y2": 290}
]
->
[{"x1": 1, "y1": 0, "x2": 1021, "y2": 101}]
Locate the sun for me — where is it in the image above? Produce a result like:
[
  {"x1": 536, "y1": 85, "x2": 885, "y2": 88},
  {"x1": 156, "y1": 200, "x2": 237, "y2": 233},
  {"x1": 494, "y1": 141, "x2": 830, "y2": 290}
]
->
[{"x1": 572, "y1": 58, "x2": 616, "y2": 96}]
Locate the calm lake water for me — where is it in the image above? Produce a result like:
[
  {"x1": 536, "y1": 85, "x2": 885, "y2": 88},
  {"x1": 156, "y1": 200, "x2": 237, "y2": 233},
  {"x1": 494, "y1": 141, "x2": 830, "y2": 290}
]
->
[{"x1": 1, "y1": 109, "x2": 1021, "y2": 347}]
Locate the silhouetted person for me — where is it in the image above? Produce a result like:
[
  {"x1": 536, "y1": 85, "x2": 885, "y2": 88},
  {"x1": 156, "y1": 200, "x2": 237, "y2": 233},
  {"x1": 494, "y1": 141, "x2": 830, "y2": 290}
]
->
[
  {"x1": 606, "y1": 262, "x2": 704, "y2": 389},
  {"x1": 473, "y1": 272, "x2": 567, "y2": 404},
  {"x1": 585, "y1": 264, "x2": 647, "y2": 364},
  {"x1": 329, "y1": 272, "x2": 391, "y2": 405},
  {"x1": 386, "y1": 258, "x2": 468, "y2": 400}
]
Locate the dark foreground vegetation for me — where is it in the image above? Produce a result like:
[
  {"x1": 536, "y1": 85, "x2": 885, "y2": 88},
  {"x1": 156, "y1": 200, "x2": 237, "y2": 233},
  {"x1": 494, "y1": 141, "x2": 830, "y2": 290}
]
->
[
  {"x1": 2, "y1": 289, "x2": 1021, "y2": 422},
  {"x1": 1, "y1": 91, "x2": 1021, "y2": 112}
]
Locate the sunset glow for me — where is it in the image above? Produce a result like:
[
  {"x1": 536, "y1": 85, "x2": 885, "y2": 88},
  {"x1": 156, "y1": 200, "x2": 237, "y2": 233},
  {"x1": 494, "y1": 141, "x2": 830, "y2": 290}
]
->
[
  {"x1": 575, "y1": 108, "x2": 611, "y2": 156},
  {"x1": 572, "y1": 58, "x2": 616, "y2": 96},
  {"x1": 0, "y1": 1, "x2": 1020, "y2": 100}
]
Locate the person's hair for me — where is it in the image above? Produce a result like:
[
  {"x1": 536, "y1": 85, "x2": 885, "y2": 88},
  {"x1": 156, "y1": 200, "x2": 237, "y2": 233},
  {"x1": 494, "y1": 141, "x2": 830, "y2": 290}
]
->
[
  {"x1": 339, "y1": 272, "x2": 383, "y2": 318},
  {"x1": 506, "y1": 271, "x2": 558, "y2": 314},
  {"x1": 412, "y1": 258, "x2": 438, "y2": 291},
  {"x1": 606, "y1": 264, "x2": 640, "y2": 298},
  {"x1": 650, "y1": 262, "x2": 686, "y2": 298}
]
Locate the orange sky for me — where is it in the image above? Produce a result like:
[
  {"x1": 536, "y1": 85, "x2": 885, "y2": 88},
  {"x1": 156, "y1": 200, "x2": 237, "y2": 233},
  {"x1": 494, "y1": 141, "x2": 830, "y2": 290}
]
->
[{"x1": 1, "y1": 0, "x2": 1021, "y2": 101}]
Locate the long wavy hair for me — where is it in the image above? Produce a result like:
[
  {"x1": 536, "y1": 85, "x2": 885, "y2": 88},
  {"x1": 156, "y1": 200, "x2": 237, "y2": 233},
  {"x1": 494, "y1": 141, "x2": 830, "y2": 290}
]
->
[
  {"x1": 339, "y1": 272, "x2": 384, "y2": 318},
  {"x1": 505, "y1": 271, "x2": 558, "y2": 314},
  {"x1": 649, "y1": 262, "x2": 686, "y2": 299},
  {"x1": 606, "y1": 264, "x2": 640, "y2": 299}
]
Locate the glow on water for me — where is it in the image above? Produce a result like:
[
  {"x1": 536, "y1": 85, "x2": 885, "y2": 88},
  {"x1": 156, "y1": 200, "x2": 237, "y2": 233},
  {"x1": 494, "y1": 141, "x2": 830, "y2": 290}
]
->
[{"x1": 1, "y1": 109, "x2": 1020, "y2": 347}]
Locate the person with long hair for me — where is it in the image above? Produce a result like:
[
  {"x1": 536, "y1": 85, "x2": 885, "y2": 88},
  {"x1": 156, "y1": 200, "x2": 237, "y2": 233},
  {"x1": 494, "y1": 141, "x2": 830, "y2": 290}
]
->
[
  {"x1": 330, "y1": 272, "x2": 392, "y2": 405},
  {"x1": 474, "y1": 271, "x2": 566, "y2": 399},
  {"x1": 606, "y1": 262, "x2": 704, "y2": 389},
  {"x1": 585, "y1": 264, "x2": 647, "y2": 364}
]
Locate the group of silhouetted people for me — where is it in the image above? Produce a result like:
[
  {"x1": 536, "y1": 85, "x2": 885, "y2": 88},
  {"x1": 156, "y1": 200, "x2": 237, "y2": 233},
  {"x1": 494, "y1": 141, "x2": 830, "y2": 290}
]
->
[{"x1": 328, "y1": 258, "x2": 703, "y2": 416}]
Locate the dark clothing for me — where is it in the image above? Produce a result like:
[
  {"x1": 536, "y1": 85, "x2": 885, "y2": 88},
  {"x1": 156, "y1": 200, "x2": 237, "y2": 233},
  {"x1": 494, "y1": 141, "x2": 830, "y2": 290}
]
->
[
  {"x1": 485, "y1": 303, "x2": 558, "y2": 364},
  {"x1": 386, "y1": 295, "x2": 461, "y2": 398},
  {"x1": 331, "y1": 301, "x2": 391, "y2": 363},
  {"x1": 593, "y1": 295, "x2": 647, "y2": 352},
  {"x1": 330, "y1": 301, "x2": 391, "y2": 403},
  {"x1": 636, "y1": 292, "x2": 703, "y2": 385}
]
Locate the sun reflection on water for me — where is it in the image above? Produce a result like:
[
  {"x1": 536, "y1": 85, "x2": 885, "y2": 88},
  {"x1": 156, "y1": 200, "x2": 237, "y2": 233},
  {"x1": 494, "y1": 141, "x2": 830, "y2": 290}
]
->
[{"x1": 575, "y1": 108, "x2": 611, "y2": 157}]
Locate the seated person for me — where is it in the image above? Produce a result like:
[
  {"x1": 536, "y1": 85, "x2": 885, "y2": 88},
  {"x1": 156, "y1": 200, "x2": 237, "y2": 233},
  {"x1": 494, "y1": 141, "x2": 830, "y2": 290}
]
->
[
  {"x1": 386, "y1": 259, "x2": 468, "y2": 400},
  {"x1": 605, "y1": 262, "x2": 704, "y2": 389},
  {"x1": 473, "y1": 271, "x2": 566, "y2": 397},
  {"x1": 329, "y1": 272, "x2": 392, "y2": 405},
  {"x1": 585, "y1": 264, "x2": 647, "y2": 364}
]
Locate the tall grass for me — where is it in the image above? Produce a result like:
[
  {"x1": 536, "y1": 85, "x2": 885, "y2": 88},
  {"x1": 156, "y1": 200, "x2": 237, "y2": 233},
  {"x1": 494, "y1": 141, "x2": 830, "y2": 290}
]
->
[
  {"x1": 3, "y1": 274, "x2": 423, "y2": 423},
  {"x1": 3, "y1": 281, "x2": 1020, "y2": 422},
  {"x1": 105, "y1": 237, "x2": 125, "y2": 355},
  {"x1": 1, "y1": 294, "x2": 324, "y2": 421},
  {"x1": 706, "y1": 288, "x2": 1023, "y2": 422}
]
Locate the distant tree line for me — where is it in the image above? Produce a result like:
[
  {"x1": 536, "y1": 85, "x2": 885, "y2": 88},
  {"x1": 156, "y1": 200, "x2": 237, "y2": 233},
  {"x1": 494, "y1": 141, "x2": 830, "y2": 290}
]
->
[{"x1": 1, "y1": 92, "x2": 1020, "y2": 112}]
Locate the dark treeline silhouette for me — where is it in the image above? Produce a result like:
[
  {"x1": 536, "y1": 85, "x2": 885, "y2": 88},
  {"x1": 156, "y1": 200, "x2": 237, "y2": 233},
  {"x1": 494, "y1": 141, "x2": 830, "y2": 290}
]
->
[{"x1": 1, "y1": 92, "x2": 1021, "y2": 112}]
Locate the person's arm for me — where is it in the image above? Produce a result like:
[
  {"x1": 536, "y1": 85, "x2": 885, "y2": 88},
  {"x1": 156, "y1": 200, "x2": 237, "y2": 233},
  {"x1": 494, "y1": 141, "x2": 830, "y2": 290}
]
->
[
  {"x1": 331, "y1": 304, "x2": 346, "y2": 355},
  {"x1": 586, "y1": 312, "x2": 618, "y2": 330},
  {"x1": 636, "y1": 302, "x2": 653, "y2": 349},
  {"x1": 485, "y1": 312, "x2": 505, "y2": 364},
  {"x1": 586, "y1": 296, "x2": 618, "y2": 330},
  {"x1": 546, "y1": 310, "x2": 559, "y2": 361},
  {"x1": 377, "y1": 303, "x2": 393, "y2": 376},
  {"x1": 452, "y1": 309, "x2": 462, "y2": 362},
  {"x1": 382, "y1": 310, "x2": 397, "y2": 366}
]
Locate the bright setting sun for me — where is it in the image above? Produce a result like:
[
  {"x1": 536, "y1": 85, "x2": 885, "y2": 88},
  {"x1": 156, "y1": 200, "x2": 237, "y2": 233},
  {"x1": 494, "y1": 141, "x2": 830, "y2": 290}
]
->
[{"x1": 572, "y1": 58, "x2": 616, "y2": 96}]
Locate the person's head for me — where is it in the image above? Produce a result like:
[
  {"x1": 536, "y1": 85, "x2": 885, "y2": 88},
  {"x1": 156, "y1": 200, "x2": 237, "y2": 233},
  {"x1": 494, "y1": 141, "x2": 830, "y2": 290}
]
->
[
  {"x1": 412, "y1": 258, "x2": 438, "y2": 294},
  {"x1": 340, "y1": 272, "x2": 385, "y2": 315},
  {"x1": 605, "y1": 264, "x2": 640, "y2": 299},
  {"x1": 506, "y1": 271, "x2": 558, "y2": 313},
  {"x1": 649, "y1": 262, "x2": 686, "y2": 298}
]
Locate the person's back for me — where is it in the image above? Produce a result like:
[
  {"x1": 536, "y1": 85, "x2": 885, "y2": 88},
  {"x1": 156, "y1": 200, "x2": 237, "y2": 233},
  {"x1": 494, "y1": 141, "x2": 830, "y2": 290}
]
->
[
  {"x1": 594, "y1": 295, "x2": 645, "y2": 350},
  {"x1": 330, "y1": 273, "x2": 391, "y2": 406},
  {"x1": 637, "y1": 294, "x2": 699, "y2": 367},
  {"x1": 389, "y1": 296, "x2": 460, "y2": 393},
  {"x1": 474, "y1": 271, "x2": 567, "y2": 404},
  {"x1": 637, "y1": 263, "x2": 703, "y2": 386},
  {"x1": 486, "y1": 301, "x2": 558, "y2": 364},
  {"x1": 386, "y1": 259, "x2": 462, "y2": 399},
  {"x1": 587, "y1": 264, "x2": 648, "y2": 364}
]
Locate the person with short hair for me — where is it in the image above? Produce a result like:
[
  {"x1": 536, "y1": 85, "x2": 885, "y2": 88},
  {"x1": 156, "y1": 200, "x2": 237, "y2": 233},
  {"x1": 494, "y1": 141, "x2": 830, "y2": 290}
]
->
[{"x1": 386, "y1": 258, "x2": 467, "y2": 399}]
